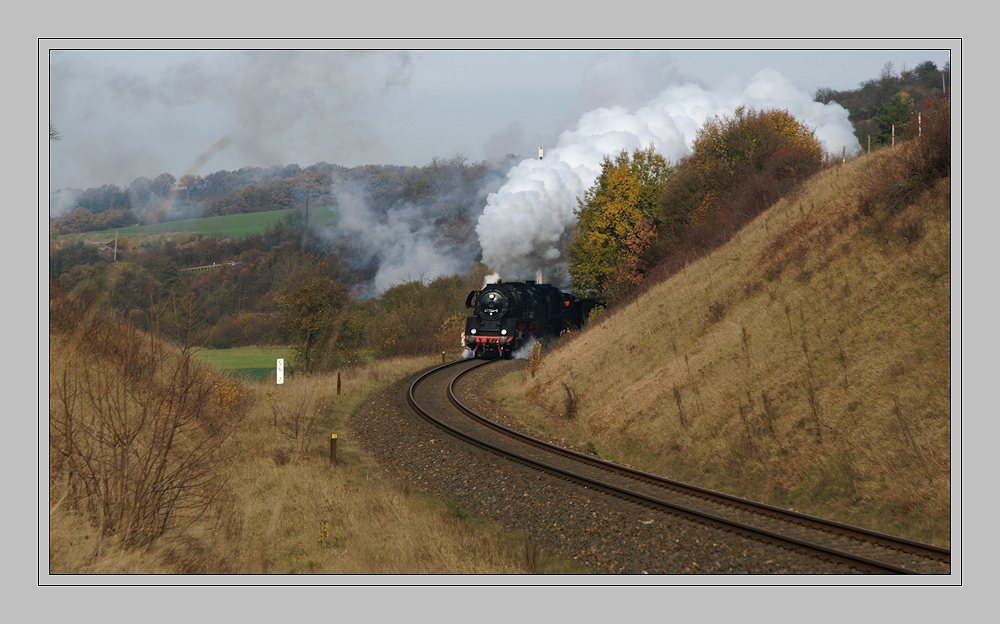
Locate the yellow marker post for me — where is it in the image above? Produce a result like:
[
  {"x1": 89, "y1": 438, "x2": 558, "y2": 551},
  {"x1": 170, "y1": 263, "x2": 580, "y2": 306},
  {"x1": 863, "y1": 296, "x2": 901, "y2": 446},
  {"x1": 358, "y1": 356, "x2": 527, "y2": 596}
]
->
[{"x1": 330, "y1": 433, "x2": 338, "y2": 466}]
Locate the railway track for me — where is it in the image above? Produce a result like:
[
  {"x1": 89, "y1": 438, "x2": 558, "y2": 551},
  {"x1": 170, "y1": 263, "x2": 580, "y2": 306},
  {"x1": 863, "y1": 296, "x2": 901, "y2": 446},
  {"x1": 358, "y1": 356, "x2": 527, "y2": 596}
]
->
[{"x1": 407, "y1": 358, "x2": 951, "y2": 575}]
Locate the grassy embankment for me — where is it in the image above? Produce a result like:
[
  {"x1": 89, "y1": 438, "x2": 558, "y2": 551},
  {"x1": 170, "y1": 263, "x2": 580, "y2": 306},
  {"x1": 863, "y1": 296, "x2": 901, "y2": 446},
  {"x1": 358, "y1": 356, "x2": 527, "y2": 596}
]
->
[
  {"x1": 49, "y1": 298, "x2": 584, "y2": 574},
  {"x1": 493, "y1": 146, "x2": 951, "y2": 547},
  {"x1": 192, "y1": 347, "x2": 296, "y2": 382},
  {"x1": 211, "y1": 360, "x2": 575, "y2": 574},
  {"x1": 55, "y1": 205, "x2": 337, "y2": 246}
]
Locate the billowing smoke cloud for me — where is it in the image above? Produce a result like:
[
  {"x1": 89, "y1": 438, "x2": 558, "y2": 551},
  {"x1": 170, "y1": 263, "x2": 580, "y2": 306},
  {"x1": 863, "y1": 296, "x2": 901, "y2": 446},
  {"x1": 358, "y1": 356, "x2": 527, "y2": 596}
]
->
[{"x1": 476, "y1": 68, "x2": 860, "y2": 283}]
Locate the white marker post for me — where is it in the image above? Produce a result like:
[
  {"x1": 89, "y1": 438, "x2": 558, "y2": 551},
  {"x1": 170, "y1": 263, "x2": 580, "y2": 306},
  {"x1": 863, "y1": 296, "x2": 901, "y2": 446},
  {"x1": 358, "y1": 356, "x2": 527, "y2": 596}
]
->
[{"x1": 277, "y1": 358, "x2": 284, "y2": 385}]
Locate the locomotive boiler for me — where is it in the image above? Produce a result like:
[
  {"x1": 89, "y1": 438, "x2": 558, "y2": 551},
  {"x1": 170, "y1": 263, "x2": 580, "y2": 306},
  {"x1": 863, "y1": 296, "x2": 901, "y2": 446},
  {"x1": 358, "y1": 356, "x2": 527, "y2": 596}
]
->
[{"x1": 463, "y1": 280, "x2": 600, "y2": 359}]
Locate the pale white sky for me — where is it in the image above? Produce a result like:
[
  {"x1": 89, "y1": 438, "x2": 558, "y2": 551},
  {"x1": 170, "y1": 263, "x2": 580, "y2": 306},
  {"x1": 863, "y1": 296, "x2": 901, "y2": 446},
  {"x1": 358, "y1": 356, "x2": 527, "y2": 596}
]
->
[{"x1": 46, "y1": 44, "x2": 953, "y2": 193}]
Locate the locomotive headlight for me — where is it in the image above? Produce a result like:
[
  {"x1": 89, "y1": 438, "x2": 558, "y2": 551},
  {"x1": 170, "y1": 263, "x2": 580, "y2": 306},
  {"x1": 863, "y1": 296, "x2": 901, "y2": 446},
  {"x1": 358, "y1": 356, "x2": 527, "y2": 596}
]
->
[
  {"x1": 501, "y1": 329, "x2": 507, "y2": 335},
  {"x1": 471, "y1": 328, "x2": 477, "y2": 334}
]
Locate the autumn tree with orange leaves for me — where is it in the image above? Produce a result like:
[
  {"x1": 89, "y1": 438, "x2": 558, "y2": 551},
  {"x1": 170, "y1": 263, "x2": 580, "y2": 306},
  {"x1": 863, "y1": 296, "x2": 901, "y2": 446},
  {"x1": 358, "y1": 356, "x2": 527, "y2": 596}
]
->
[{"x1": 567, "y1": 145, "x2": 672, "y2": 298}]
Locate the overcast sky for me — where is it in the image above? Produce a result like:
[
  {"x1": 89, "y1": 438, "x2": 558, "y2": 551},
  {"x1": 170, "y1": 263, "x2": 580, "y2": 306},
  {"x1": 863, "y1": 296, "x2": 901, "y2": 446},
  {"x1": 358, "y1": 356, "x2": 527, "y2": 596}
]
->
[{"x1": 46, "y1": 44, "x2": 953, "y2": 194}]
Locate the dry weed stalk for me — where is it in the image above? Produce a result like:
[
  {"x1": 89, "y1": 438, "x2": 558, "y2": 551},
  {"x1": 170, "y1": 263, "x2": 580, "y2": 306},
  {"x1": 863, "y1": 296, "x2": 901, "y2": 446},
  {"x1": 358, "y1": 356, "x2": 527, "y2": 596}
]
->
[
  {"x1": 560, "y1": 382, "x2": 578, "y2": 420},
  {"x1": 800, "y1": 335, "x2": 822, "y2": 444},
  {"x1": 740, "y1": 324, "x2": 752, "y2": 370},
  {"x1": 783, "y1": 302, "x2": 795, "y2": 339},
  {"x1": 805, "y1": 384, "x2": 822, "y2": 445},
  {"x1": 737, "y1": 396, "x2": 754, "y2": 441},
  {"x1": 683, "y1": 354, "x2": 703, "y2": 420},
  {"x1": 891, "y1": 399, "x2": 931, "y2": 485},
  {"x1": 671, "y1": 385, "x2": 686, "y2": 427},
  {"x1": 836, "y1": 339, "x2": 850, "y2": 389},
  {"x1": 266, "y1": 380, "x2": 326, "y2": 456},
  {"x1": 760, "y1": 390, "x2": 777, "y2": 438}
]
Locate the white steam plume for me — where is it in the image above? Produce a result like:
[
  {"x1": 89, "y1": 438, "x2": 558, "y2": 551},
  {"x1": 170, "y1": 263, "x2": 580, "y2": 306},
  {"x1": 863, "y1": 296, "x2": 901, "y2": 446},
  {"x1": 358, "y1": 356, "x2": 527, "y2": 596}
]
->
[
  {"x1": 511, "y1": 336, "x2": 540, "y2": 361},
  {"x1": 476, "y1": 68, "x2": 860, "y2": 283}
]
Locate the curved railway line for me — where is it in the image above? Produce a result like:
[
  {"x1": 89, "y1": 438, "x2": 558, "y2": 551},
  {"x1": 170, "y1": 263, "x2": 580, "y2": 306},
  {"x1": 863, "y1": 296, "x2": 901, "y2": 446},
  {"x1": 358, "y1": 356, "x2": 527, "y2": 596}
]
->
[{"x1": 407, "y1": 358, "x2": 950, "y2": 575}]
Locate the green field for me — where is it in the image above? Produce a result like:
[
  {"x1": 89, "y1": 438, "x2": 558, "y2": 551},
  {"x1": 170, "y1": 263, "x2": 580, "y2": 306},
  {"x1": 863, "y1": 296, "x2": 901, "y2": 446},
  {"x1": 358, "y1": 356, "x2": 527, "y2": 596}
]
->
[
  {"x1": 194, "y1": 346, "x2": 296, "y2": 381},
  {"x1": 64, "y1": 205, "x2": 338, "y2": 241}
]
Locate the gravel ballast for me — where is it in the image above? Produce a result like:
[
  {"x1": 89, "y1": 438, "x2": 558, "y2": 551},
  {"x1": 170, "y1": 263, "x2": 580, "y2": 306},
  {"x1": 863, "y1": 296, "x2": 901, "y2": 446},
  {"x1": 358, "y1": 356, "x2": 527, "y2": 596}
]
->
[{"x1": 350, "y1": 360, "x2": 853, "y2": 575}]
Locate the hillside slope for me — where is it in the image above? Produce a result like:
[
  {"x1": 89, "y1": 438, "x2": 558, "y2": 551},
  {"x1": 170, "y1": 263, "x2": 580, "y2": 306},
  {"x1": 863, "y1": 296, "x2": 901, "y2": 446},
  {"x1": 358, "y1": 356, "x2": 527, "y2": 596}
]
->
[{"x1": 495, "y1": 148, "x2": 951, "y2": 546}]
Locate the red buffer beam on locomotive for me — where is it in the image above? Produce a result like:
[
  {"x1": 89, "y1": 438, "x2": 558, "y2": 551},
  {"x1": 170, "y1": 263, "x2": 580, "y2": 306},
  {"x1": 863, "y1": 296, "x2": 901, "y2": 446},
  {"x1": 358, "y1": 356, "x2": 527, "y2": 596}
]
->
[{"x1": 463, "y1": 280, "x2": 601, "y2": 359}]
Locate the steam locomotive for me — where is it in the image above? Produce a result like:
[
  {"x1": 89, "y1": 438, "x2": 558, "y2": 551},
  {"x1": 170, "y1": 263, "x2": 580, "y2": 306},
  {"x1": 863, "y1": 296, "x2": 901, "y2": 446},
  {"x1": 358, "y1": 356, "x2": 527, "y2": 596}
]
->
[{"x1": 463, "y1": 280, "x2": 601, "y2": 359}]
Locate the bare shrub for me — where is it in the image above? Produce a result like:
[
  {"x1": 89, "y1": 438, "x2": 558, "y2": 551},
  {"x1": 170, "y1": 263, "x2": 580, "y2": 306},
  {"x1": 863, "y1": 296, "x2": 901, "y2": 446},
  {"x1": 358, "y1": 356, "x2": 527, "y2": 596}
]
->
[
  {"x1": 50, "y1": 287, "x2": 250, "y2": 550},
  {"x1": 896, "y1": 217, "x2": 926, "y2": 244},
  {"x1": 561, "y1": 382, "x2": 578, "y2": 420},
  {"x1": 706, "y1": 300, "x2": 727, "y2": 324},
  {"x1": 856, "y1": 95, "x2": 950, "y2": 237},
  {"x1": 265, "y1": 380, "x2": 326, "y2": 457}
]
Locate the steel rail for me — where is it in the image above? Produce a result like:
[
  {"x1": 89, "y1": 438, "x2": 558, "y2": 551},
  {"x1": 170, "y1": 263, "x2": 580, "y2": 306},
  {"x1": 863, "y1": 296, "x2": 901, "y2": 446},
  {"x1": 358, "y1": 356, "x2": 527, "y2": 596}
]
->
[
  {"x1": 407, "y1": 359, "x2": 946, "y2": 574},
  {"x1": 447, "y1": 360, "x2": 951, "y2": 565}
]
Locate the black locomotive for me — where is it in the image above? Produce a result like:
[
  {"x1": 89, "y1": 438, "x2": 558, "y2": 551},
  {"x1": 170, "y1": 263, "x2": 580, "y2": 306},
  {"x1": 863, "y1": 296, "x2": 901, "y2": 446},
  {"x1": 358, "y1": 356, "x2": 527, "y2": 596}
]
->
[{"x1": 463, "y1": 280, "x2": 601, "y2": 359}]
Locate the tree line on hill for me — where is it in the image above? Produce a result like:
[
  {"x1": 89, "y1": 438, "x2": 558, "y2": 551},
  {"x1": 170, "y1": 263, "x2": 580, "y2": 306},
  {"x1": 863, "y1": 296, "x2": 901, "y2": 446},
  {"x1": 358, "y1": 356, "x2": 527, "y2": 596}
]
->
[
  {"x1": 49, "y1": 212, "x2": 485, "y2": 371},
  {"x1": 49, "y1": 153, "x2": 514, "y2": 372},
  {"x1": 49, "y1": 155, "x2": 512, "y2": 236},
  {"x1": 815, "y1": 59, "x2": 949, "y2": 148}
]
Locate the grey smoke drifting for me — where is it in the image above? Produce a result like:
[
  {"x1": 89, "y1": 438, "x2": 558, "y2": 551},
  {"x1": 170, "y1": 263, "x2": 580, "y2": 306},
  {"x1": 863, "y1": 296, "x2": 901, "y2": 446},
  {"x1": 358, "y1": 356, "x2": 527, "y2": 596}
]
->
[
  {"x1": 476, "y1": 68, "x2": 860, "y2": 283},
  {"x1": 329, "y1": 182, "x2": 470, "y2": 296},
  {"x1": 49, "y1": 50, "x2": 414, "y2": 194},
  {"x1": 323, "y1": 157, "x2": 510, "y2": 297}
]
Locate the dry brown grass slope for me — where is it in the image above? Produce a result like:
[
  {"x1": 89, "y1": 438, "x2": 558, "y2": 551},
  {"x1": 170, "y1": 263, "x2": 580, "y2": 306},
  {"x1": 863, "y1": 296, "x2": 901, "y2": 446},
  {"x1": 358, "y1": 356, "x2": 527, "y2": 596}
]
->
[
  {"x1": 495, "y1": 147, "x2": 951, "y2": 547},
  {"x1": 48, "y1": 300, "x2": 572, "y2": 574}
]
